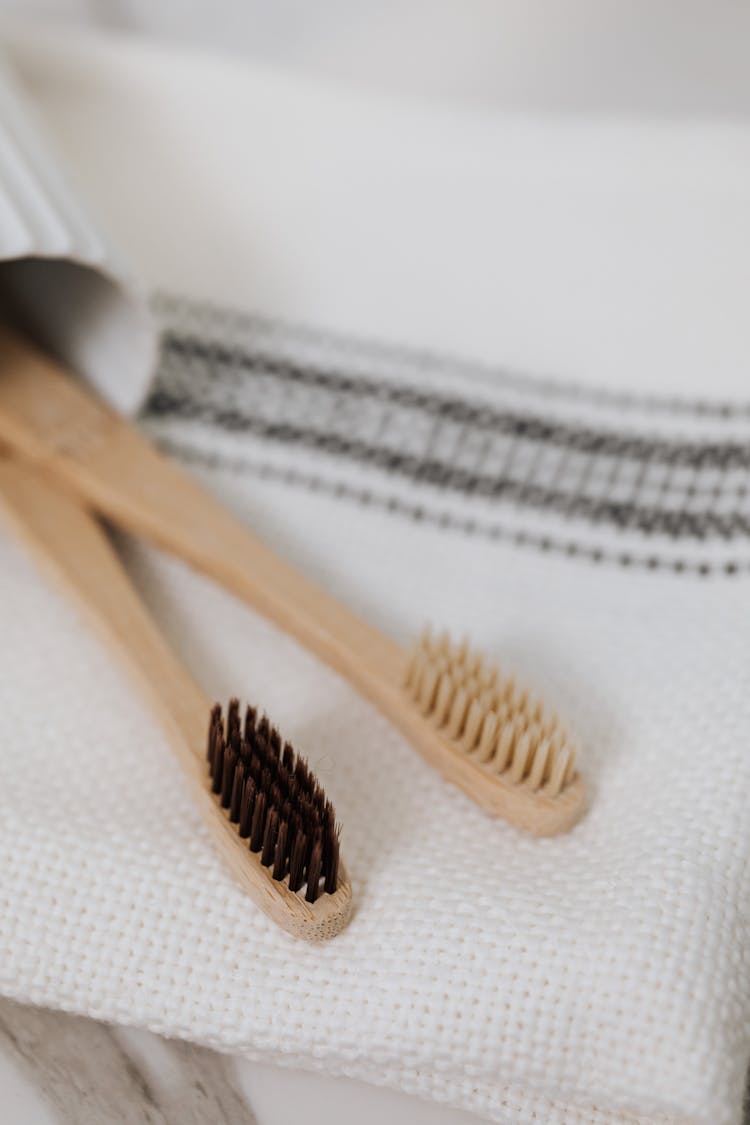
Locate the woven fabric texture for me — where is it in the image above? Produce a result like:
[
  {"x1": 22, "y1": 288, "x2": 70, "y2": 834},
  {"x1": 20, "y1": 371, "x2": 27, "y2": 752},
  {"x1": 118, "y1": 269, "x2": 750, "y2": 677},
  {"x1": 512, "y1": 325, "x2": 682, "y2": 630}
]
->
[{"x1": 1, "y1": 307, "x2": 750, "y2": 1125}]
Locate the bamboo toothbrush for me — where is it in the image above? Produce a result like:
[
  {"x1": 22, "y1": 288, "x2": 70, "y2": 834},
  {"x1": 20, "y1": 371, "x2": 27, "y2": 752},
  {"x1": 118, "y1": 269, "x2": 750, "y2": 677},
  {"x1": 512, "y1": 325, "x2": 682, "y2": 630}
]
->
[
  {"x1": 0, "y1": 453, "x2": 352, "y2": 941},
  {"x1": 0, "y1": 326, "x2": 585, "y2": 835}
]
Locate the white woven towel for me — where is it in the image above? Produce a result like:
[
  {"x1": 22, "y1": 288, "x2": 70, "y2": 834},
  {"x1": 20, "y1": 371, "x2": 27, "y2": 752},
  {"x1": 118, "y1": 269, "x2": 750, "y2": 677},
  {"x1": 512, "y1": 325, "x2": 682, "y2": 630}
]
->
[{"x1": 1, "y1": 28, "x2": 750, "y2": 1125}]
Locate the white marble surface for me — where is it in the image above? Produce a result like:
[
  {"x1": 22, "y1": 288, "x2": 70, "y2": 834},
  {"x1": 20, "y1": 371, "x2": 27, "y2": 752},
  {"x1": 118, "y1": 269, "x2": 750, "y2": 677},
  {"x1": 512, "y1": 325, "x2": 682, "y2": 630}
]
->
[{"x1": 0, "y1": 999, "x2": 488, "y2": 1125}]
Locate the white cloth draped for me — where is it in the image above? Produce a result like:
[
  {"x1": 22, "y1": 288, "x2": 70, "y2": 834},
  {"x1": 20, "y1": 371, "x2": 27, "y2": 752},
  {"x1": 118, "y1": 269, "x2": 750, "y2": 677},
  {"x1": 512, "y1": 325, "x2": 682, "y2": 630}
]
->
[{"x1": 1, "y1": 27, "x2": 749, "y2": 1125}]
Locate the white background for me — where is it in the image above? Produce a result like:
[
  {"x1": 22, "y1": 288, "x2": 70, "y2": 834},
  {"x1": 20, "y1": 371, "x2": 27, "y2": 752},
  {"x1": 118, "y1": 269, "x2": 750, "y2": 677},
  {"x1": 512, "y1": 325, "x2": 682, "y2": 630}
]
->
[{"x1": 1, "y1": 0, "x2": 750, "y2": 117}]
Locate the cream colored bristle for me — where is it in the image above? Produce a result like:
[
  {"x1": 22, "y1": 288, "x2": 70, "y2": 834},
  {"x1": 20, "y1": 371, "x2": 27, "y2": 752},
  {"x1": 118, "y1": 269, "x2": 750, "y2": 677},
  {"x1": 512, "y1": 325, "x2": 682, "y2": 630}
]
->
[
  {"x1": 436, "y1": 629, "x2": 451, "y2": 656},
  {"x1": 463, "y1": 677, "x2": 480, "y2": 705},
  {"x1": 510, "y1": 710, "x2": 529, "y2": 740},
  {"x1": 494, "y1": 701, "x2": 511, "y2": 730},
  {"x1": 509, "y1": 729, "x2": 533, "y2": 783},
  {"x1": 492, "y1": 722, "x2": 516, "y2": 773},
  {"x1": 407, "y1": 643, "x2": 425, "y2": 693},
  {"x1": 404, "y1": 644, "x2": 421, "y2": 691},
  {"x1": 499, "y1": 676, "x2": 515, "y2": 703},
  {"x1": 545, "y1": 746, "x2": 570, "y2": 797},
  {"x1": 407, "y1": 629, "x2": 581, "y2": 813},
  {"x1": 433, "y1": 673, "x2": 455, "y2": 726},
  {"x1": 564, "y1": 746, "x2": 577, "y2": 785},
  {"x1": 542, "y1": 712, "x2": 560, "y2": 740},
  {"x1": 459, "y1": 698, "x2": 485, "y2": 752},
  {"x1": 446, "y1": 685, "x2": 470, "y2": 738},
  {"x1": 482, "y1": 662, "x2": 499, "y2": 689},
  {"x1": 418, "y1": 659, "x2": 440, "y2": 713},
  {"x1": 482, "y1": 684, "x2": 497, "y2": 710},
  {"x1": 488, "y1": 685, "x2": 506, "y2": 712},
  {"x1": 476, "y1": 711, "x2": 498, "y2": 762},
  {"x1": 526, "y1": 737, "x2": 551, "y2": 790},
  {"x1": 529, "y1": 697, "x2": 544, "y2": 725},
  {"x1": 512, "y1": 685, "x2": 530, "y2": 715}
]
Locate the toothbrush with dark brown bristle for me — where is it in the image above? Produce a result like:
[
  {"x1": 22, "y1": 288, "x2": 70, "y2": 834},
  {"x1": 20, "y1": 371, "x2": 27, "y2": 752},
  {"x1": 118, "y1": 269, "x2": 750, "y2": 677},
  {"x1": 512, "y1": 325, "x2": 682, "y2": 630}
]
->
[
  {"x1": 0, "y1": 326, "x2": 586, "y2": 835},
  {"x1": 0, "y1": 454, "x2": 352, "y2": 941}
]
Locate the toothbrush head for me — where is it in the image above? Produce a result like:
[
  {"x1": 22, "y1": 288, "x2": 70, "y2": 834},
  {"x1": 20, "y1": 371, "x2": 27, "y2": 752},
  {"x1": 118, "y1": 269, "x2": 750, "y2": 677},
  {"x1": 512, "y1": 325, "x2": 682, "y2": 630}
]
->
[
  {"x1": 207, "y1": 700, "x2": 350, "y2": 939},
  {"x1": 403, "y1": 629, "x2": 585, "y2": 835}
]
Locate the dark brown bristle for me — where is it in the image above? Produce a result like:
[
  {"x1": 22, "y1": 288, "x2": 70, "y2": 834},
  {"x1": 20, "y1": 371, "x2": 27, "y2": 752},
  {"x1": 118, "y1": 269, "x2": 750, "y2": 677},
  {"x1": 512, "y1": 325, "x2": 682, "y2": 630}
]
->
[
  {"x1": 239, "y1": 776, "x2": 255, "y2": 838},
  {"x1": 305, "y1": 827, "x2": 320, "y2": 871},
  {"x1": 294, "y1": 757, "x2": 311, "y2": 794},
  {"x1": 241, "y1": 739, "x2": 254, "y2": 774},
  {"x1": 260, "y1": 766, "x2": 272, "y2": 797},
  {"x1": 298, "y1": 795, "x2": 314, "y2": 827},
  {"x1": 250, "y1": 791, "x2": 267, "y2": 853},
  {"x1": 207, "y1": 704, "x2": 222, "y2": 761},
  {"x1": 286, "y1": 814, "x2": 299, "y2": 867},
  {"x1": 324, "y1": 824, "x2": 340, "y2": 894},
  {"x1": 305, "y1": 841, "x2": 323, "y2": 903},
  {"x1": 211, "y1": 738, "x2": 224, "y2": 795},
  {"x1": 253, "y1": 740, "x2": 269, "y2": 771},
  {"x1": 275, "y1": 764, "x2": 290, "y2": 795},
  {"x1": 206, "y1": 723, "x2": 219, "y2": 773},
  {"x1": 273, "y1": 820, "x2": 289, "y2": 879},
  {"x1": 208, "y1": 701, "x2": 342, "y2": 896},
  {"x1": 230, "y1": 761, "x2": 245, "y2": 822},
  {"x1": 227, "y1": 698, "x2": 241, "y2": 737},
  {"x1": 221, "y1": 743, "x2": 237, "y2": 808},
  {"x1": 247, "y1": 758, "x2": 261, "y2": 789},
  {"x1": 244, "y1": 705, "x2": 257, "y2": 741},
  {"x1": 288, "y1": 832, "x2": 307, "y2": 893},
  {"x1": 261, "y1": 809, "x2": 279, "y2": 867}
]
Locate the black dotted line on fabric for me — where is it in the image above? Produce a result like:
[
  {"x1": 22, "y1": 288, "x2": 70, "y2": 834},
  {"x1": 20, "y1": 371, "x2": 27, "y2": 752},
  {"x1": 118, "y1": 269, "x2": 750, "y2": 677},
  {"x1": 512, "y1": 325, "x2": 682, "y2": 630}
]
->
[
  {"x1": 144, "y1": 391, "x2": 750, "y2": 541},
  {"x1": 155, "y1": 334, "x2": 750, "y2": 468},
  {"x1": 153, "y1": 438, "x2": 750, "y2": 579},
  {"x1": 153, "y1": 298, "x2": 750, "y2": 421}
]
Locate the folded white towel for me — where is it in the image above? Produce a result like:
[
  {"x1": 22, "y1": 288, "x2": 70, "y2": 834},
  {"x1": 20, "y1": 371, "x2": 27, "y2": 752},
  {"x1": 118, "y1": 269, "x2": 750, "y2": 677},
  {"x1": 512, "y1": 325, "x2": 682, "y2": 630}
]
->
[{"x1": 1, "y1": 28, "x2": 749, "y2": 1125}]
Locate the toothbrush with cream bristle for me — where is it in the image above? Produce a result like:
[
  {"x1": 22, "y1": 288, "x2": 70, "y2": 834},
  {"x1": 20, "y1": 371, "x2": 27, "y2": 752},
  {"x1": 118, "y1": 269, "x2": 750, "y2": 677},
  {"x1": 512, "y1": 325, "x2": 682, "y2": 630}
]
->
[{"x1": 0, "y1": 325, "x2": 586, "y2": 836}]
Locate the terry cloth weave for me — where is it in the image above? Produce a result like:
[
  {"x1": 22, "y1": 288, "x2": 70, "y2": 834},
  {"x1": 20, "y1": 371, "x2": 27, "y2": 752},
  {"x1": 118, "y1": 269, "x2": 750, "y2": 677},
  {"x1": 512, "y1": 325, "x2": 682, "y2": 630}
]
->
[{"x1": 2, "y1": 28, "x2": 750, "y2": 1125}]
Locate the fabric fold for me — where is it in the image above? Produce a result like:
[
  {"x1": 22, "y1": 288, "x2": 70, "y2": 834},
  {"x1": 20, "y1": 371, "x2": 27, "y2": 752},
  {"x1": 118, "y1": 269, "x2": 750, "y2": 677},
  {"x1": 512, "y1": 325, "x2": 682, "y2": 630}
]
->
[
  {"x1": 0, "y1": 49, "x2": 155, "y2": 413},
  {"x1": 0, "y1": 27, "x2": 749, "y2": 1125}
]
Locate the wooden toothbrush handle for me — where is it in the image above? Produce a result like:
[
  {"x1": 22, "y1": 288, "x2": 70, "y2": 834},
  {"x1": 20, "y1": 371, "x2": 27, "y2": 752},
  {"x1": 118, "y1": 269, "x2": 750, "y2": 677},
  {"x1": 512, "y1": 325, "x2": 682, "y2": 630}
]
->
[
  {"x1": 0, "y1": 455, "x2": 210, "y2": 770},
  {"x1": 0, "y1": 327, "x2": 405, "y2": 703},
  {"x1": 0, "y1": 330, "x2": 587, "y2": 836},
  {"x1": 0, "y1": 456, "x2": 355, "y2": 935}
]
